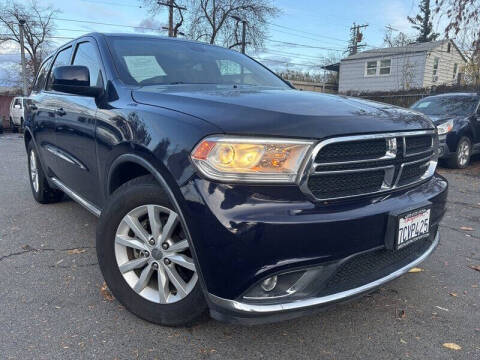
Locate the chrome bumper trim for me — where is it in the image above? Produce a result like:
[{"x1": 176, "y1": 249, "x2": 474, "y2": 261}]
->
[{"x1": 208, "y1": 232, "x2": 439, "y2": 314}]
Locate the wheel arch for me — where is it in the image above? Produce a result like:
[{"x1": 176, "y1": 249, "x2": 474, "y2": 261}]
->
[{"x1": 105, "y1": 153, "x2": 208, "y2": 295}]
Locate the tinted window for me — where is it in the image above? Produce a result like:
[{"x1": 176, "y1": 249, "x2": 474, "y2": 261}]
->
[
  {"x1": 411, "y1": 96, "x2": 480, "y2": 116},
  {"x1": 107, "y1": 37, "x2": 288, "y2": 88},
  {"x1": 72, "y1": 41, "x2": 103, "y2": 87},
  {"x1": 32, "y1": 57, "x2": 52, "y2": 92},
  {"x1": 13, "y1": 98, "x2": 21, "y2": 107},
  {"x1": 46, "y1": 46, "x2": 72, "y2": 90}
]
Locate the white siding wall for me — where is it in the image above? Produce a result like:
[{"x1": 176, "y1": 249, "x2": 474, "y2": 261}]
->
[
  {"x1": 339, "y1": 52, "x2": 426, "y2": 93},
  {"x1": 423, "y1": 42, "x2": 466, "y2": 87}
]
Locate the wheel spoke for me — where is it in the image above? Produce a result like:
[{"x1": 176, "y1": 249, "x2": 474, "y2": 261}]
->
[
  {"x1": 118, "y1": 257, "x2": 148, "y2": 273},
  {"x1": 124, "y1": 214, "x2": 150, "y2": 243},
  {"x1": 157, "y1": 266, "x2": 169, "y2": 304},
  {"x1": 159, "y1": 212, "x2": 178, "y2": 244},
  {"x1": 168, "y1": 254, "x2": 195, "y2": 271},
  {"x1": 147, "y1": 205, "x2": 161, "y2": 241},
  {"x1": 167, "y1": 239, "x2": 189, "y2": 253},
  {"x1": 133, "y1": 263, "x2": 153, "y2": 293},
  {"x1": 115, "y1": 234, "x2": 148, "y2": 251},
  {"x1": 163, "y1": 264, "x2": 187, "y2": 297}
]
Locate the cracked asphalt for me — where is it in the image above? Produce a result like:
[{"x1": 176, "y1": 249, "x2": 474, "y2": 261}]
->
[{"x1": 1, "y1": 133, "x2": 479, "y2": 360}]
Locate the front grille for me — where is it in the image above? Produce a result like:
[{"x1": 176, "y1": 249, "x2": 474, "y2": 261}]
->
[
  {"x1": 315, "y1": 139, "x2": 387, "y2": 163},
  {"x1": 308, "y1": 171, "x2": 384, "y2": 199},
  {"x1": 398, "y1": 161, "x2": 430, "y2": 186},
  {"x1": 319, "y1": 234, "x2": 435, "y2": 297},
  {"x1": 405, "y1": 135, "x2": 432, "y2": 155},
  {"x1": 302, "y1": 131, "x2": 436, "y2": 201}
]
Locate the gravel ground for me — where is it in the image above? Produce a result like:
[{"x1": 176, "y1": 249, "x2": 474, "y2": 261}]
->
[{"x1": 1, "y1": 133, "x2": 479, "y2": 360}]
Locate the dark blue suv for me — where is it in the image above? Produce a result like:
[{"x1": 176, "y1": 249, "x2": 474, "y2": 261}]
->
[{"x1": 24, "y1": 33, "x2": 447, "y2": 325}]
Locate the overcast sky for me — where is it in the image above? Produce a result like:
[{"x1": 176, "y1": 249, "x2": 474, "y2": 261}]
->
[{"x1": 0, "y1": 0, "x2": 449, "y2": 84}]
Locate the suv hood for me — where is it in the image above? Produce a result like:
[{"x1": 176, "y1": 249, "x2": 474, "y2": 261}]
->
[{"x1": 132, "y1": 86, "x2": 434, "y2": 139}]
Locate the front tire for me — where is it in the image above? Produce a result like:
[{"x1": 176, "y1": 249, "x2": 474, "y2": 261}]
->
[
  {"x1": 27, "y1": 142, "x2": 64, "y2": 203},
  {"x1": 446, "y1": 136, "x2": 471, "y2": 169},
  {"x1": 96, "y1": 175, "x2": 207, "y2": 326}
]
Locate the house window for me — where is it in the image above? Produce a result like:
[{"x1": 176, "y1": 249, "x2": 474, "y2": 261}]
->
[
  {"x1": 432, "y1": 57, "x2": 440, "y2": 82},
  {"x1": 452, "y1": 63, "x2": 458, "y2": 80},
  {"x1": 379, "y1": 59, "x2": 391, "y2": 75},
  {"x1": 365, "y1": 61, "x2": 377, "y2": 76},
  {"x1": 365, "y1": 59, "x2": 391, "y2": 76}
]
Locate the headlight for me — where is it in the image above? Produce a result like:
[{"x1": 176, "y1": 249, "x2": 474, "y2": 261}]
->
[
  {"x1": 191, "y1": 136, "x2": 313, "y2": 183},
  {"x1": 436, "y1": 120, "x2": 453, "y2": 135}
]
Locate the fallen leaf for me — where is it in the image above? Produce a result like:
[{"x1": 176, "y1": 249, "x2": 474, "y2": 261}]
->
[
  {"x1": 408, "y1": 267, "x2": 424, "y2": 273},
  {"x1": 67, "y1": 248, "x2": 86, "y2": 255},
  {"x1": 397, "y1": 309, "x2": 406, "y2": 318},
  {"x1": 435, "y1": 306, "x2": 449, "y2": 312},
  {"x1": 449, "y1": 292, "x2": 457, "y2": 297},
  {"x1": 400, "y1": 339, "x2": 407, "y2": 344},
  {"x1": 468, "y1": 265, "x2": 480, "y2": 272},
  {"x1": 460, "y1": 226, "x2": 474, "y2": 231},
  {"x1": 443, "y1": 343, "x2": 461, "y2": 351},
  {"x1": 100, "y1": 282, "x2": 114, "y2": 302}
]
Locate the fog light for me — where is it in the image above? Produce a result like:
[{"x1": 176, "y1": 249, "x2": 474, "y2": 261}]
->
[{"x1": 260, "y1": 276, "x2": 278, "y2": 292}]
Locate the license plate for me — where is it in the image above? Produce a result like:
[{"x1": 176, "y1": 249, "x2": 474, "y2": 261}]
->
[{"x1": 396, "y1": 208, "x2": 430, "y2": 249}]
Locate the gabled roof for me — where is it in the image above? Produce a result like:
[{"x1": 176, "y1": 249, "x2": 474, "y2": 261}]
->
[{"x1": 342, "y1": 39, "x2": 466, "y2": 62}]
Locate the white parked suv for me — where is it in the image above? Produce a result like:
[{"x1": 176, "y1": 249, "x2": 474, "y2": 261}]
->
[{"x1": 9, "y1": 97, "x2": 25, "y2": 131}]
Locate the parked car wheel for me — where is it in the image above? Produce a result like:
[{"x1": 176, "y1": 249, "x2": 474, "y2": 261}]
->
[
  {"x1": 447, "y1": 136, "x2": 471, "y2": 169},
  {"x1": 27, "y1": 142, "x2": 64, "y2": 203},
  {"x1": 96, "y1": 175, "x2": 207, "y2": 326}
]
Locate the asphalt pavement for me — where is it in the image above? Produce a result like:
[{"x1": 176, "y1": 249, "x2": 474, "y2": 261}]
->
[{"x1": 1, "y1": 133, "x2": 479, "y2": 360}]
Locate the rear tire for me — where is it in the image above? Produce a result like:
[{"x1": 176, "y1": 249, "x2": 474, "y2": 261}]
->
[
  {"x1": 96, "y1": 175, "x2": 207, "y2": 326},
  {"x1": 27, "y1": 142, "x2": 64, "y2": 204},
  {"x1": 446, "y1": 136, "x2": 471, "y2": 169}
]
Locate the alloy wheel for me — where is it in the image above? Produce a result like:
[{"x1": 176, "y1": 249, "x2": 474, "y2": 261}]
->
[
  {"x1": 458, "y1": 141, "x2": 470, "y2": 166},
  {"x1": 114, "y1": 204, "x2": 198, "y2": 304},
  {"x1": 29, "y1": 150, "x2": 39, "y2": 193}
]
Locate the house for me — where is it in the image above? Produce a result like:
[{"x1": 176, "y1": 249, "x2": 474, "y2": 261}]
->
[{"x1": 338, "y1": 39, "x2": 467, "y2": 93}]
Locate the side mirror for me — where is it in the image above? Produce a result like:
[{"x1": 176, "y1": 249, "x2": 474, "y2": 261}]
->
[{"x1": 52, "y1": 65, "x2": 102, "y2": 97}]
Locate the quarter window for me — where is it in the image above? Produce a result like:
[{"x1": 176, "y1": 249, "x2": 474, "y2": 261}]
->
[
  {"x1": 46, "y1": 46, "x2": 72, "y2": 90},
  {"x1": 33, "y1": 57, "x2": 52, "y2": 92},
  {"x1": 72, "y1": 41, "x2": 103, "y2": 87}
]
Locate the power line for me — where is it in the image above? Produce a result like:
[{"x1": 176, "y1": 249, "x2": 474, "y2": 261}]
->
[
  {"x1": 266, "y1": 22, "x2": 350, "y2": 43},
  {"x1": 51, "y1": 17, "x2": 167, "y2": 33}
]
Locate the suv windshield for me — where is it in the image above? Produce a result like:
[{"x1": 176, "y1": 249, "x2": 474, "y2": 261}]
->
[
  {"x1": 107, "y1": 37, "x2": 288, "y2": 88},
  {"x1": 411, "y1": 96, "x2": 479, "y2": 116}
]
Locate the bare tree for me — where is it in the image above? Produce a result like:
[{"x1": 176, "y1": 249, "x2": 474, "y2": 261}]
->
[
  {"x1": 383, "y1": 26, "x2": 414, "y2": 47},
  {"x1": 141, "y1": 0, "x2": 186, "y2": 37},
  {"x1": 186, "y1": 0, "x2": 280, "y2": 50},
  {"x1": 436, "y1": 0, "x2": 480, "y2": 84},
  {"x1": 0, "y1": 1, "x2": 58, "y2": 79}
]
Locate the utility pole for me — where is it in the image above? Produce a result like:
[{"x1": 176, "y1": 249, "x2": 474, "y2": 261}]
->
[
  {"x1": 18, "y1": 19, "x2": 28, "y2": 96},
  {"x1": 157, "y1": 1, "x2": 187, "y2": 37},
  {"x1": 231, "y1": 15, "x2": 247, "y2": 54},
  {"x1": 348, "y1": 23, "x2": 368, "y2": 55}
]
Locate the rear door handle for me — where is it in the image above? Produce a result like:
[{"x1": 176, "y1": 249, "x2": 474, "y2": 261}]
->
[{"x1": 55, "y1": 108, "x2": 66, "y2": 116}]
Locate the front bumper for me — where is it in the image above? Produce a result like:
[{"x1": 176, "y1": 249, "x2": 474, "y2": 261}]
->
[
  {"x1": 208, "y1": 232, "x2": 439, "y2": 324},
  {"x1": 181, "y1": 173, "x2": 447, "y2": 323}
]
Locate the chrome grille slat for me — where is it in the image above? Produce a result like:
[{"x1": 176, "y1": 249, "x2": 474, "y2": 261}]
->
[{"x1": 298, "y1": 130, "x2": 437, "y2": 202}]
